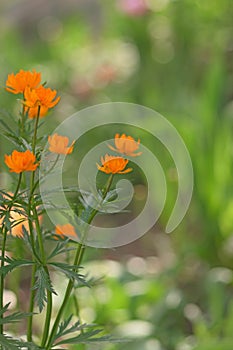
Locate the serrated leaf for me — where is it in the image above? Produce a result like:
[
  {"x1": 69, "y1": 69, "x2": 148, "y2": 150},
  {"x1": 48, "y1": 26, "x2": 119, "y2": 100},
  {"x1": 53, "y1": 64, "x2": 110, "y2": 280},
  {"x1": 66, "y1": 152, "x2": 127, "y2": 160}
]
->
[
  {"x1": 0, "y1": 256, "x2": 35, "y2": 276},
  {"x1": 49, "y1": 262, "x2": 88, "y2": 287},
  {"x1": 75, "y1": 275, "x2": 104, "y2": 289},
  {"x1": 0, "y1": 306, "x2": 33, "y2": 325},
  {"x1": 47, "y1": 240, "x2": 75, "y2": 260},
  {"x1": 0, "y1": 334, "x2": 42, "y2": 350},
  {"x1": 55, "y1": 328, "x2": 123, "y2": 345},
  {"x1": 32, "y1": 266, "x2": 57, "y2": 312},
  {"x1": 0, "y1": 303, "x2": 11, "y2": 317},
  {"x1": 55, "y1": 319, "x2": 101, "y2": 344},
  {"x1": 56, "y1": 314, "x2": 74, "y2": 339},
  {"x1": 0, "y1": 334, "x2": 20, "y2": 350}
]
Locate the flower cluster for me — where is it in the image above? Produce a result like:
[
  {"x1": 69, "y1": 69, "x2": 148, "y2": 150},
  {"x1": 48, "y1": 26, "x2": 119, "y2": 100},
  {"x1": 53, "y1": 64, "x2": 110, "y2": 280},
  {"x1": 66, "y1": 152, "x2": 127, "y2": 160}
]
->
[
  {"x1": 3, "y1": 69, "x2": 75, "y2": 239},
  {"x1": 3, "y1": 69, "x2": 142, "y2": 241},
  {"x1": 1, "y1": 69, "x2": 144, "y2": 349},
  {"x1": 6, "y1": 69, "x2": 60, "y2": 118},
  {"x1": 4, "y1": 69, "x2": 74, "y2": 174},
  {"x1": 97, "y1": 133, "x2": 142, "y2": 174}
]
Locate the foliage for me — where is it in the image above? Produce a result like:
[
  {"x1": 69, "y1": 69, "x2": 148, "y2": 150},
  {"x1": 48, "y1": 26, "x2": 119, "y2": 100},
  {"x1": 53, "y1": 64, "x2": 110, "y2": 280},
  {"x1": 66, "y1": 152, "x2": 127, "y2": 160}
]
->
[{"x1": 0, "y1": 1, "x2": 233, "y2": 349}]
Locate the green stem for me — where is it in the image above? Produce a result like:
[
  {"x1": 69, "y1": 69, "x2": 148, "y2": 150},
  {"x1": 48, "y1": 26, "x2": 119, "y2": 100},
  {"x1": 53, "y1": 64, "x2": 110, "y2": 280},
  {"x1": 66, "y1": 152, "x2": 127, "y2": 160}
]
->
[
  {"x1": 81, "y1": 174, "x2": 114, "y2": 233},
  {"x1": 73, "y1": 294, "x2": 82, "y2": 328},
  {"x1": 27, "y1": 264, "x2": 36, "y2": 342},
  {"x1": 0, "y1": 173, "x2": 22, "y2": 343},
  {"x1": 41, "y1": 271, "x2": 53, "y2": 347},
  {"x1": 32, "y1": 106, "x2": 40, "y2": 154},
  {"x1": 45, "y1": 244, "x2": 82, "y2": 349},
  {"x1": 32, "y1": 209, "x2": 53, "y2": 346},
  {"x1": 45, "y1": 174, "x2": 114, "y2": 349},
  {"x1": 26, "y1": 209, "x2": 43, "y2": 341},
  {"x1": 27, "y1": 104, "x2": 53, "y2": 344},
  {"x1": 32, "y1": 105, "x2": 53, "y2": 345},
  {"x1": 20, "y1": 105, "x2": 26, "y2": 138},
  {"x1": 36, "y1": 154, "x2": 60, "y2": 194},
  {"x1": 27, "y1": 174, "x2": 39, "y2": 342}
]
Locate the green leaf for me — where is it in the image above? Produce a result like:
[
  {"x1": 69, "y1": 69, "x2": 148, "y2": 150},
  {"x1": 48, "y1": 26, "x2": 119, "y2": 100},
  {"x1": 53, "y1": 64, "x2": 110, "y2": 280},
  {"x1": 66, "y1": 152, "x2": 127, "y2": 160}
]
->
[
  {"x1": 0, "y1": 311, "x2": 32, "y2": 325},
  {"x1": 32, "y1": 266, "x2": 57, "y2": 312},
  {"x1": 0, "y1": 303, "x2": 33, "y2": 325},
  {"x1": 75, "y1": 274, "x2": 104, "y2": 289},
  {"x1": 55, "y1": 327, "x2": 122, "y2": 345},
  {"x1": 54, "y1": 315, "x2": 85, "y2": 342},
  {"x1": 0, "y1": 303, "x2": 11, "y2": 317},
  {"x1": 0, "y1": 256, "x2": 35, "y2": 276},
  {"x1": 47, "y1": 240, "x2": 76, "y2": 260},
  {"x1": 49, "y1": 262, "x2": 88, "y2": 287},
  {"x1": 55, "y1": 314, "x2": 74, "y2": 339},
  {"x1": 0, "y1": 334, "x2": 21, "y2": 350},
  {"x1": 52, "y1": 317, "x2": 125, "y2": 346},
  {"x1": 0, "y1": 333, "x2": 43, "y2": 349}
]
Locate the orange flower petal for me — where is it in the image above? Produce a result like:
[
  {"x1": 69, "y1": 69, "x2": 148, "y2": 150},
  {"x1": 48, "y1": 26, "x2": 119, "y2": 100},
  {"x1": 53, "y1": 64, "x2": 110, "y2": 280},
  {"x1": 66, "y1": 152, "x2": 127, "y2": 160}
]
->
[
  {"x1": 5, "y1": 69, "x2": 41, "y2": 94},
  {"x1": 48, "y1": 134, "x2": 74, "y2": 155},
  {"x1": 55, "y1": 224, "x2": 77, "y2": 240},
  {"x1": 97, "y1": 154, "x2": 132, "y2": 174},
  {"x1": 108, "y1": 133, "x2": 142, "y2": 157},
  {"x1": 5, "y1": 150, "x2": 39, "y2": 173},
  {"x1": 24, "y1": 85, "x2": 60, "y2": 118}
]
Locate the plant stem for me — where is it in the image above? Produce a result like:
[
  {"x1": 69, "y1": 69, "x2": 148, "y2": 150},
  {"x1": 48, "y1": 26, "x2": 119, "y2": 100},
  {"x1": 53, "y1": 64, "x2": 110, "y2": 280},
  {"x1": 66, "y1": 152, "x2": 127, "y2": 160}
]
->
[
  {"x1": 41, "y1": 277, "x2": 52, "y2": 347},
  {"x1": 32, "y1": 106, "x2": 40, "y2": 154},
  {"x1": 26, "y1": 208, "x2": 43, "y2": 341},
  {"x1": 45, "y1": 244, "x2": 82, "y2": 349},
  {"x1": 26, "y1": 104, "x2": 53, "y2": 344},
  {"x1": 73, "y1": 294, "x2": 82, "y2": 330},
  {"x1": 27, "y1": 107, "x2": 41, "y2": 342},
  {"x1": 20, "y1": 105, "x2": 26, "y2": 138},
  {"x1": 27, "y1": 263, "x2": 36, "y2": 342},
  {"x1": 0, "y1": 173, "x2": 22, "y2": 344},
  {"x1": 0, "y1": 228, "x2": 7, "y2": 341},
  {"x1": 30, "y1": 105, "x2": 53, "y2": 345},
  {"x1": 45, "y1": 174, "x2": 114, "y2": 349}
]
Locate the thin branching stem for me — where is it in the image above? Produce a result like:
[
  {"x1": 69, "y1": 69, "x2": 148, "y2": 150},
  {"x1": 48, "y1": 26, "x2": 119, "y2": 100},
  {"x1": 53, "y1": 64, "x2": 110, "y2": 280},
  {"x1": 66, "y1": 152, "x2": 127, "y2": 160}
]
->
[
  {"x1": 27, "y1": 105, "x2": 53, "y2": 344},
  {"x1": 0, "y1": 172, "x2": 22, "y2": 345},
  {"x1": 45, "y1": 174, "x2": 114, "y2": 349}
]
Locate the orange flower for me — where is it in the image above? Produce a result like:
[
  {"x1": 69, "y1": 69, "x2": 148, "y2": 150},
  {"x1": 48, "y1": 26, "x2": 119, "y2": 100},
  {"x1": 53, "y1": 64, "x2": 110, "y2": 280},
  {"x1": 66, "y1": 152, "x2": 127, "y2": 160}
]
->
[
  {"x1": 5, "y1": 69, "x2": 41, "y2": 94},
  {"x1": 4, "y1": 150, "x2": 39, "y2": 173},
  {"x1": 24, "y1": 85, "x2": 60, "y2": 118},
  {"x1": 48, "y1": 134, "x2": 74, "y2": 155},
  {"x1": 108, "y1": 133, "x2": 142, "y2": 157},
  {"x1": 97, "y1": 154, "x2": 132, "y2": 174},
  {"x1": 55, "y1": 224, "x2": 77, "y2": 240}
]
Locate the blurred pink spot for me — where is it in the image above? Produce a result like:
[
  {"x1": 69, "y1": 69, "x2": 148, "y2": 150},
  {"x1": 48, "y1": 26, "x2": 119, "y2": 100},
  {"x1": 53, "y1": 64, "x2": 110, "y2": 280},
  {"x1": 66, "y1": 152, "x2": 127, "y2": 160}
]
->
[{"x1": 118, "y1": 0, "x2": 148, "y2": 16}]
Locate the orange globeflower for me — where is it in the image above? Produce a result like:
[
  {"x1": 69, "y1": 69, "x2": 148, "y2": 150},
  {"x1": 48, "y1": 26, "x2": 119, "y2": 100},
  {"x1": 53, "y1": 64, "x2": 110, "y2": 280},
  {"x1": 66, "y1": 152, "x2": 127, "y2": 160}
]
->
[
  {"x1": 55, "y1": 224, "x2": 77, "y2": 240},
  {"x1": 5, "y1": 150, "x2": 39, "y2": 173},
  {"x1": 97, "y1": 154, "x2": 132, "y2": 174},
  {"x1": 48, "y1": 134, "x2": 74, "y2": 155},
  {"x1": 5, "y1": 69, "x2": 41, "y2": 94},
  {"x1": 24, "y1": 85, "x2": 60, "y2": 118},
  {"x1": 108, "y1": 133, "x2": 142, "y2": 157}
]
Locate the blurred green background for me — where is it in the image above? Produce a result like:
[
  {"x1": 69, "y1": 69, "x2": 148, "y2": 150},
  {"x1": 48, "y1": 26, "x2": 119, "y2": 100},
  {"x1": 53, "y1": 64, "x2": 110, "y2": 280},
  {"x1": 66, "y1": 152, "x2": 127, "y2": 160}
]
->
[{"x1": 1, "y1": 0, "x2": 233, "y2": 349}]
